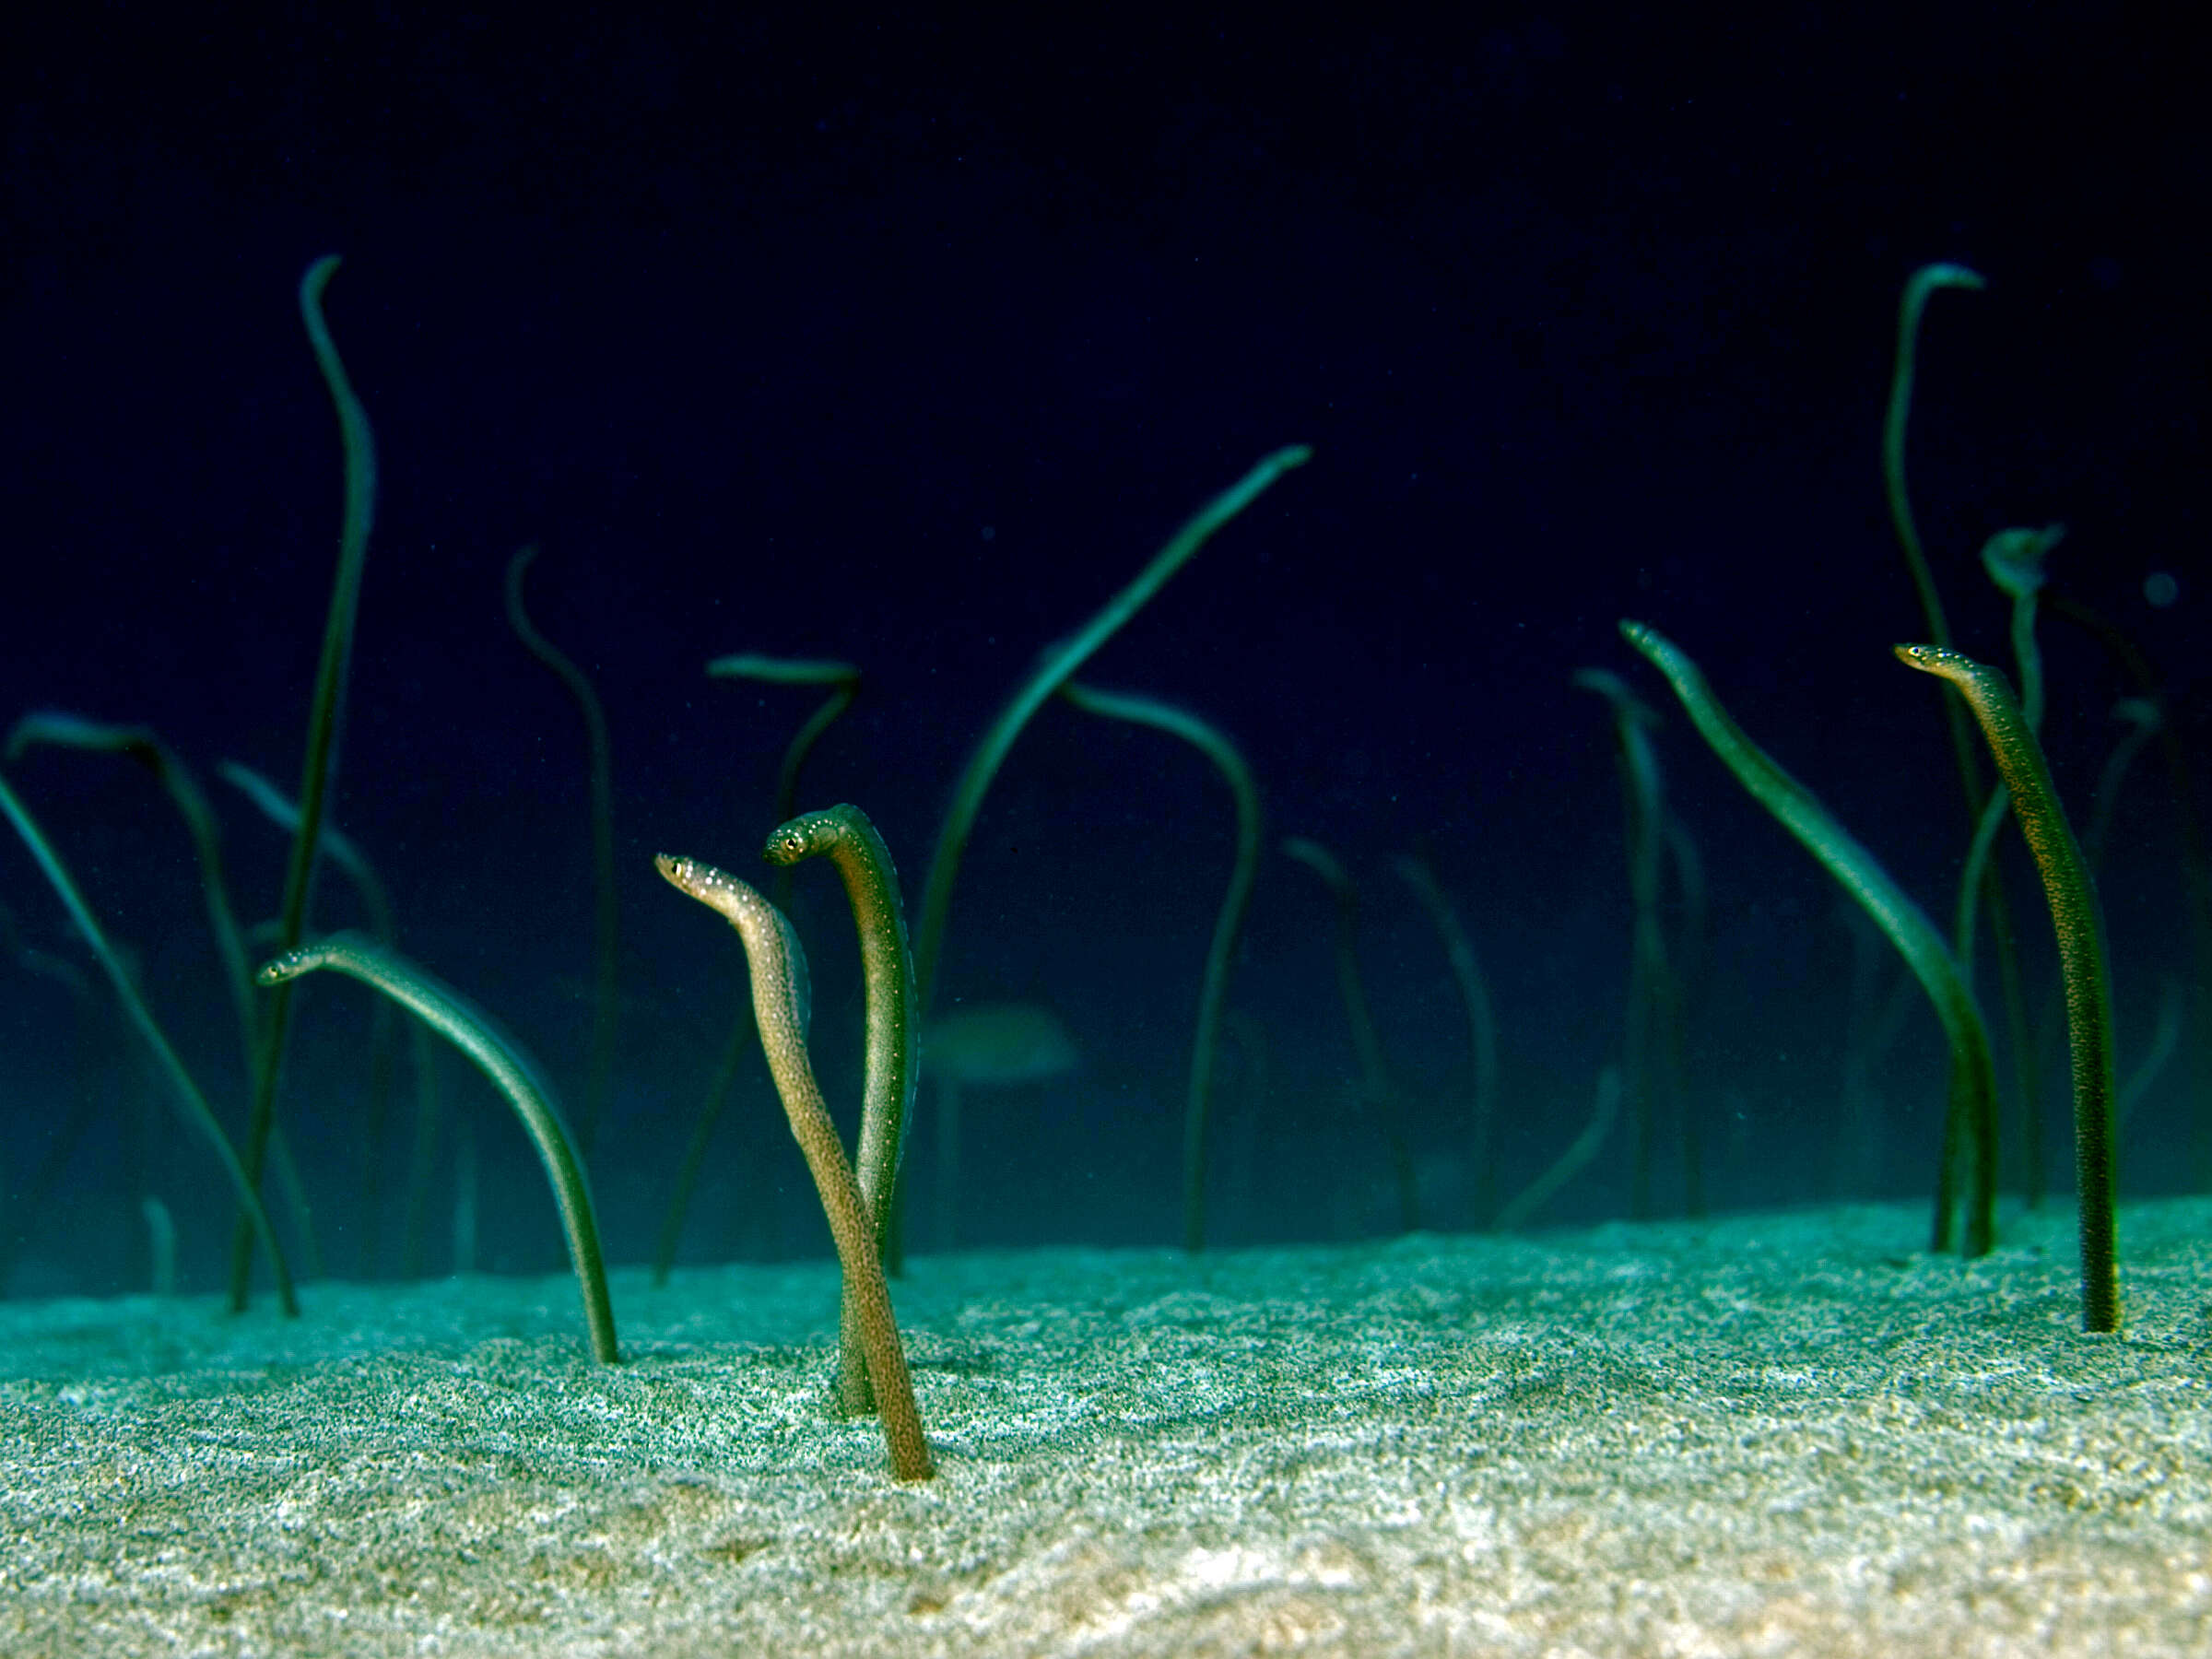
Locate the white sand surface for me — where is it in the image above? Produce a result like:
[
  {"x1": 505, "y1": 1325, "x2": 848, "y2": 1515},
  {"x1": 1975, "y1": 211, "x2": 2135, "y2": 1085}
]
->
[{"x1": 4, "y1": 1198, "x2": 2209, "y2": 1655}]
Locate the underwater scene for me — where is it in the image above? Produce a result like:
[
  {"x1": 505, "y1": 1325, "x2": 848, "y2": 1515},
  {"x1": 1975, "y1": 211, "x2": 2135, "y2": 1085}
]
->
[{"x1": 3, "y1": 9, "x2": 2208, "y2": 1653}]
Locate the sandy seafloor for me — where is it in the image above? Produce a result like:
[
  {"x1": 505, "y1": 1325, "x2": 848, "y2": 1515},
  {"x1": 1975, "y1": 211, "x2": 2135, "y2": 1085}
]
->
[{"x1": 3, "y1": 1199, "x2": 2209, "y2": 1656}]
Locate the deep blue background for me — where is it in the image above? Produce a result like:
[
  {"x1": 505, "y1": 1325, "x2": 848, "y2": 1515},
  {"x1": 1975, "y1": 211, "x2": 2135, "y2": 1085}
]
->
[{"x1": 3, "y1": 7, "x2": 2206, "y2": 1297}]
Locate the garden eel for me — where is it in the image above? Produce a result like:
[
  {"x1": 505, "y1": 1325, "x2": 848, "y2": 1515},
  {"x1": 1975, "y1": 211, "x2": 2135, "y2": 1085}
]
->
[
  {"x1": 1896, "y1": 643, "x2": 2120, "y2": 1334},
  {"x1": 1282, "y1": 835, "x2": 1420, "y2": 1233},
  {"x1": 506, "y1": 543, "x2": 619, "y2": 1159},
  {"x1": 220, "y1": 757, "x2": 440, "y2": 1280},
  {"x1": 911, "y1": 444, "x2": 1312, "y2": 1015},
  {"x1": 1057, "y1": 682, "x2": 1260, "y2": 1254},
  {"x1": 1493, "y1": 1066, "x2": 1620, "y2": 1233},
  {"x1": 1882, "y1": 263, "x2": 1985, "y2": 652},
  {"x1": 231, "y1": 253, "x2": 379, "y2": 1315},
  {"x1": 1955, "y1": 524, "x2": 2065, "y2": 982},
  {"x1": 652, "y1": 659, "x2": 865, "y2": 1284},
  {"x1": 761, "y1": 805, "x2": 917, "y2": 1416},
  {"x1": 889, "y1": 446, "x2": 1307, "y2": 1272},
  {"x1": 1572, "y1": 667, "x2": 1670, "y2": 1220},
  {"x1": 0, "y1": 769, "x2": 298, "y2": 1314},
  {"x1": 6, "y1": 715, "x2": 259, "y2": 1073},
  {"x1": 257, "y1": 932, "x2": 619, "y2": 1363},
  {"x1": 1881, "y1": 262, "x2": 2044, "y2": 1230},
  {"x1": 709, "y1": 656, "x2": 864, "y2": 833},
  {"x1": 656, "y1": 853, "x2": 935, "y2": 1482},
  {"x1": 6, "y1": 718, "x2": 326, "y2": 1278},
  {"x1": 1621, "y1": 619, "x2": 1998, "y2": 1257},
  {"x1": 1394, "y1": 853, "x2": 1500, "y2": 1229}
]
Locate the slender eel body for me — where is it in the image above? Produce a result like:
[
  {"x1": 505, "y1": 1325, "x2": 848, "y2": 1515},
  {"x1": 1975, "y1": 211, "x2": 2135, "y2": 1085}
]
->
[
  {"x1": 1395, "y1": 854, "x2": 1500, "y2": 1229},
  {"x1": 231, "y1": 253, "x2": 378, "y2": 1315},
  {"x1": 0, "y1": 771, "x2": 297, "y2": 1314},
  {"x1": 506, "y1": 544, "x2": 619, "y2": 1159},
  {"x1": 1573, "y1": 668, "x2": 1670, "y2": 1221},
  {"x1": 256, "y1": 933, "x2": 618, "y2": 1363},
  {"x1": 1896, "y1": 644, "x2": 2120, "y2": 1334},
  {"x1": 896, "y1": 446, "x2": 1307, "y2": 1269},
  {"x1": 1058, "y1": 683, "x2": 1261, "y2": 1253},
  {"x1": 657, "y1": 853, "x2": 935, "y2": 1481},
  {"x1": 651, "y1": 665, "x2": 866, "y2": 1284},
  {"x1": 1622, "y1": 620, "x2": 1998, "y2": 1256},
  {"x1": 1283, "y1": 836, "x2": 1419, "y2": 1233},
  {"x1": 1494, "y1": 1066, "x2": 1621, "y2": 1233},
  {"x1": 708, "y1": 656, "x2": 865, "y2": 831},
  {"x1": 912, "y1": 446, "x2": 1312, "y2": 1013},
  {"x1": 762, "y1": 806, "x2": 918, "y2": 1415}
]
